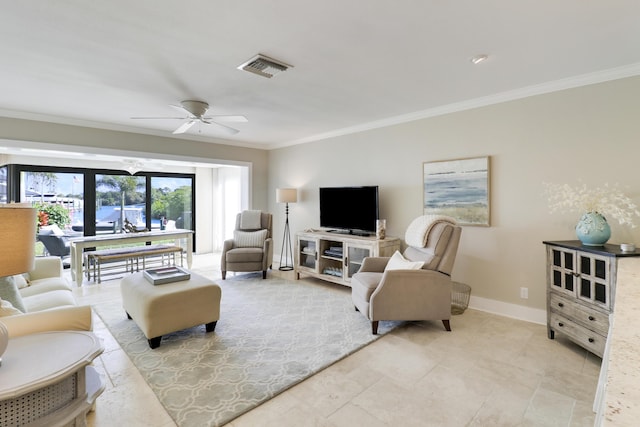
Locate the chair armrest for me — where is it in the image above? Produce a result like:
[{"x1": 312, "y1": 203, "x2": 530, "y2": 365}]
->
[
  {"x1": 2, "y1": 305, "x2": 93, "y2": 338},
  {"x1": 222, "y1": 239, "x2": 234, "y2": 252},
  {"x1": 263, "y1": 237, "x2": 273, "y2": 269},
  {"x1": 221, "y1": 239, "x2": 233, "y2": 270},
  {"x1": 28, "y1": 256, "x2": 64, "y2": 280},
  {"x1": 359, "y1": 257, "x2": 390, "y2": 273}
]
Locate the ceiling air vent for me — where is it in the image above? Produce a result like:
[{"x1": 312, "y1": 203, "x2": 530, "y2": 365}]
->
[{"x1": 237, "y1": 54, "x2": 292, "y2": 78}]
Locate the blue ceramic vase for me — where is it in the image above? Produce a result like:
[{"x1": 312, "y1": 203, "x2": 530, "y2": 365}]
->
[{"x1": 576, "y1": 212, "x2": 611, "y2": 246}]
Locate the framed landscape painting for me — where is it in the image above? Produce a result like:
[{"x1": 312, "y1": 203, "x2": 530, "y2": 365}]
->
[{"x1": 423, "y1": 156, "x2": 490, "y2": 226}]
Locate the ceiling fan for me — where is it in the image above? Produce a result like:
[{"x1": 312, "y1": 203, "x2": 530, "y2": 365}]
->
[{"x1": 131, "y1": 100, "x2": 248, "y2": 135}]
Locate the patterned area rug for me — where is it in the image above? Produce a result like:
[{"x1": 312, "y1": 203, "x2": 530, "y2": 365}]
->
[{"x1": 94, "y1": 273, "x2": 395, "y2": 427}]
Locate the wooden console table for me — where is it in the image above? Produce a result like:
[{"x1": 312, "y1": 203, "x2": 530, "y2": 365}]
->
[
  {"x1": 296, "y1": 230, "x2": 400, "y2": 287},
  {"x1": 0, "y1": 331, "x2": 105, "y2": 427},
  {"x1": 69, "y1": 228, "x2": 194, "y2": 285}
]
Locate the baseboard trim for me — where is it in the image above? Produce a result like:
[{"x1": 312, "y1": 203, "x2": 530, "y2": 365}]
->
[{"x1": 468, "y1": 295, "x2": 547, "y2": 325}]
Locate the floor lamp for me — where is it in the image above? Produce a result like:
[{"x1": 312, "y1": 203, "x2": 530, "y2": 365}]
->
[
  {"x1": 0, "y1": 204, "x2": 37, "y2": 367},
  {"x1": 276, "y1": 188, "x2": 297, "y2": 271}
]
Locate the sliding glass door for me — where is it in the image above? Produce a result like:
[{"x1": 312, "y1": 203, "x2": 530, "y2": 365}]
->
[
  {"x1": 151, "y1": 176, "x2": 193, "y2": 231},
  {"x1": 95, "y1": 174, "x2": 146, "y2": 234},
  {"x1": 21, "y1": 171, "x2": 84, "y2": 234},
  {"x1": 11, "y1": 165, "x2": 195, "y2": 242}
]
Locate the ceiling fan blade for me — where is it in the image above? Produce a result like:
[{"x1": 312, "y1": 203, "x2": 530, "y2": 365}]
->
[
  {"x1": 131, "y1": 116, "x2": 188, "y2": 120},
  {"x1": 201, "y1": 120, "x2": 240, "y2": 135},
  {"x1": 172, "y1": 120, "x2": 196, "y2": 134},
  {"x1": 201, "y1": 115, "x2": 248, "y2": 123}
]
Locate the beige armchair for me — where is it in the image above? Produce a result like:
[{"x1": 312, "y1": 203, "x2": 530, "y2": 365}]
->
[
  {"x1": 221, "y1": 211, "x2": 273, "y2": 279},
  {"x1": 351, "y1": 216, "x2": 462, "y2": 334}
]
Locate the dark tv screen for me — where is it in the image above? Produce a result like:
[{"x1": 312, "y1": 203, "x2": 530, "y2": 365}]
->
[{"x1": 319, "y1": 186, "x2": 379, "y2": 234}]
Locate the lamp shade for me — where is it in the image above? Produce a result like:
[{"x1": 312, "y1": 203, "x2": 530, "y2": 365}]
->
[
  {"x1": 0, "y1": 204, "x2": 37, "y2": 277},
  {"x1": 276, "y1": 188, "x2": 297, "y2": 204}
]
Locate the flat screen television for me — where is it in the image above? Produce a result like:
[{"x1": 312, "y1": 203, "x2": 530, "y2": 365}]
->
[{"x1": 319, "y1": 186, "x2": 379, "y2": 235}]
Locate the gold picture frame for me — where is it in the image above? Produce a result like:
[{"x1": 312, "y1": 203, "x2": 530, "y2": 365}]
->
[{"x1": 423, "y1": 156, "x2": 491, "y2": 226}]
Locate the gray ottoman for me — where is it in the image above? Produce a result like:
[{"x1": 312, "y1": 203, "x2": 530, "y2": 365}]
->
[{"x1": 120, "y1": 271, "x2": 222, "y2": 348}]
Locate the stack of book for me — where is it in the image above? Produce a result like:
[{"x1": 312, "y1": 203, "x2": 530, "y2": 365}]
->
[
  {"x1": 323, "y1": 246, "x2": 343, "y2": 258},
  {"x1": 322, "y1": 267, "x2": 343, "y2": 277}
]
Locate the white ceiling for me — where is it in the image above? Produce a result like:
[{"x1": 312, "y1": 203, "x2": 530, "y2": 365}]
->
[{"x1": 1, "y1": 1, "x2": 640, "y2": 150}]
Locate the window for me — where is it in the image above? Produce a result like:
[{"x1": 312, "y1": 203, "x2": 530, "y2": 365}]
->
[
  {"x1": 21, "y1": 170, "x2": 84, "y2": 233},
  {"x1": 95, "y1": 174, "x2": 146, "y2": 234},
  {"x1": 151, "y1": 176, "x2": 193, "y2": 231}
]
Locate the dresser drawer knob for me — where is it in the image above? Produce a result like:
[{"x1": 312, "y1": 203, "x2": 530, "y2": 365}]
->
[
  {"x1": 588, "y1": 316, "x2": 595, "y2": 321},
  {"x1": 558, "y1": 322, "x2": 564, "y2": 327},
  {"x1": 558, "y1": 302, "x2": 564, "y2": 308},
  {"x1": 588, "y1": 338, "x2": 595, "y2": 343}
]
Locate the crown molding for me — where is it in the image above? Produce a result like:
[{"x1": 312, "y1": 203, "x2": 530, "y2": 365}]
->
[{"x1": 271, "y1": 62, "x2": 640, "y2": 149}]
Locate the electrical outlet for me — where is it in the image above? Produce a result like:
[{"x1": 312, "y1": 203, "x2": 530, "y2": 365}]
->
[{"x1": 520, "y1": 287, "x2": 529, "y2": 299}]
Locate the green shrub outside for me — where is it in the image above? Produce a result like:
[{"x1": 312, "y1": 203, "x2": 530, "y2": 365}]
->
[{"x1": 33, "y1": 202, "x2": 71, "y2": 228}]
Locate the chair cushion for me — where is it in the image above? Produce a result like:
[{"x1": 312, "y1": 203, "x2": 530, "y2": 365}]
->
[
  {"x1": 0, "y1": 276, "x2": 26, "y2": 313},
  {"x1": 19, "y1": 278, "x2": 72, "y2": 297},
  {"x1": 240, "y1": 210, "x2": 262, "y2": 229},
  {"x1": 404, "y1": 246, "x2": 438, "y2": 270},
  {"x1": 13, "y1": 274, "x2": 30, "y2": 289},
  {"x1": 39, "y1": 224, "x2": 65, "y2": 236},
  {"x1": 233, "y1": 229, "x2": 268, "y2": 248},
  {"x1": 384, "y1": 251, "x2": 424, "y2": 271},
  {"x1": 22, "y1": 290, "x2": 76, "y2": 312},
  {"x1": 225, "y1": 247, "x2": 265, "y2": 263}
]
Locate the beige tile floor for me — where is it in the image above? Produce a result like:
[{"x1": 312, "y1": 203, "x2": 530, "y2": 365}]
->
[{"x1": 73, "y1": 253, "x2": 601, "y2": 427}]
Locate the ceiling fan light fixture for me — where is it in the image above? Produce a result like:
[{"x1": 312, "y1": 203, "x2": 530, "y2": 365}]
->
[
  {"x1": 180, "y1": 100, "x2": 209, "y2": 117},
  {"x1": 122, "y1": 159, "x2": 144, "y2": 175},
  {"x1": 470, "y1": 54, "x2": 489, "y2": 65},
  {"x1": 131, "y1": 99, "x2": 246, "y2": 135},
  {"x1": 237, "y1": 54, "x2": 292, "y2": 78}
]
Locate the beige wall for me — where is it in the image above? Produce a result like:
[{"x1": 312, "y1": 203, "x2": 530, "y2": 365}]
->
[{"x1": 268, "y1": 76, "x2": 640, "y2": 322}]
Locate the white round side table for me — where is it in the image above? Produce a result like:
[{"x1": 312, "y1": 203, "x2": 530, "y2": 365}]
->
[{"x1": 0, "y1": 331, "x2": 105, "y2": 427}]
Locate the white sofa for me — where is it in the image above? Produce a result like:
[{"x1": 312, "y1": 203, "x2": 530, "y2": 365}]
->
[{"x1": 1, "y1": 257, "x2": 92, "y2": 338}]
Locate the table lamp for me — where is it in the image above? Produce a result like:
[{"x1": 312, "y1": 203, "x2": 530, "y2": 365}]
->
[
  {"x1": 0, "y1": 204, "x2": 37, "y2": 367},
  {"x1": 276, "y1": 188, "x2": 297, "y2": 271}
]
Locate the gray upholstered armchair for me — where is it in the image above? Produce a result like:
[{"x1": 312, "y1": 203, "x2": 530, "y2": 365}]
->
[
  {"x1": 221, "y1": 211, "x2": 273, "y2": 279},
  {"x1": 351, "y1": 216, "x2": 462, "y2": 334}
]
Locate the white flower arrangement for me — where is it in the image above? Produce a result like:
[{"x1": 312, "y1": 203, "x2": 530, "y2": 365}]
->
[{"x1": 544, "y1": 182, "x2": 640, "y2": 227}]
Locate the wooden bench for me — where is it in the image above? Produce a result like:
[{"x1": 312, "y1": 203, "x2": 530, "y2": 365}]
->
[{"x1": 85, "y1": 244, "x2": 184, "y2": 283}]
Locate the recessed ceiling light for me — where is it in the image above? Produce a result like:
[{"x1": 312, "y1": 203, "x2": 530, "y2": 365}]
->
[{"x1": 470, "y1": 54, "x2": 489, "y2": 65}]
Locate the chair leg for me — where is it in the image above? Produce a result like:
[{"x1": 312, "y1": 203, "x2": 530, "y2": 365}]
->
[
  {"x1": 205, "y1": 321, "x2": 217, "y2": 332},
  {"x1": 222, "y1": 271, "x2": 226, "y2": 280},
  {"x1": 371, "y1": 321, "x2": 379, "y2": 335},
  {"x1": 442, "y1": 319, "x2": 451, "y2": 331},
  {"x1": 148, "y1": 336, "x2": 162, "y2": 349}
]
